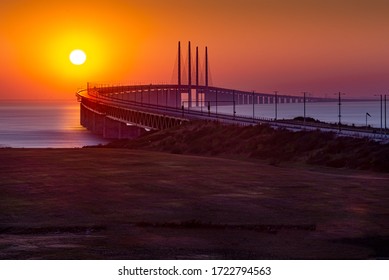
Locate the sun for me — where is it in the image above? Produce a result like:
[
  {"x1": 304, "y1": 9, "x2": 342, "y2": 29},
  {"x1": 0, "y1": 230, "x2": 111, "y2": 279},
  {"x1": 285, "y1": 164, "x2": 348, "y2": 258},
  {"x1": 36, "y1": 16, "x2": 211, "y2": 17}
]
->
[{"x1": 69, "y1": 49, "x2": 87, "y2": 65}]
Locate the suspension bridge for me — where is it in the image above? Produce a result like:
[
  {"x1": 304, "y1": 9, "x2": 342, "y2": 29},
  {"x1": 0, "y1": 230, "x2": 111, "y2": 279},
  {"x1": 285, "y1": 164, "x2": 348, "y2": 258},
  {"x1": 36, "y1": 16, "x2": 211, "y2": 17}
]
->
[{"x1": 76, "y1": 41, "x2": 386, "y2": 140}]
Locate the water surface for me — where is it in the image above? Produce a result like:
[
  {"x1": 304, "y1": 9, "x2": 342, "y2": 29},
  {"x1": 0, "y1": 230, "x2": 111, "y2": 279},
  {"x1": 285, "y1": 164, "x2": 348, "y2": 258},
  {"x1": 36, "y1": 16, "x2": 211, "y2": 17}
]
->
[
  {"x1": 0, "y1": 100, "x2": 107, "y2": 148},
  {"x1": 209, "y1": 101, "x2": 387, "y2": 128}
]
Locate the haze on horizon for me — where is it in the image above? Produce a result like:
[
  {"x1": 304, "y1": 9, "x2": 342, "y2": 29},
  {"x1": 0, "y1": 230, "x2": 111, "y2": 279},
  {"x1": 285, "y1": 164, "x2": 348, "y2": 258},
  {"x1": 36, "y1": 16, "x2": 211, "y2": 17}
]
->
[{"x1": 1, "y1": 0, "x2": 389, "y2": 100}]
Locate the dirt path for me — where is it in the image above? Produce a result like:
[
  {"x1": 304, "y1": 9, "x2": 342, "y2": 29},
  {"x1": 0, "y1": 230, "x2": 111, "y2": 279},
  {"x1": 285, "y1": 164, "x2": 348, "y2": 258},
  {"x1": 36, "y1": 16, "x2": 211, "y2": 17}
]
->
[{"x1": 1, "y1": 148, "x2": 388, "y2": 259}]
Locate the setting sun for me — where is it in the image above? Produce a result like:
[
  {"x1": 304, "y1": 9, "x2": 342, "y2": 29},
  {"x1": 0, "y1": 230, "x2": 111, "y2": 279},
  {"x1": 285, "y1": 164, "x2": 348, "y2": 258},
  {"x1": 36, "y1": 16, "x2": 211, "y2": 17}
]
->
[{"x1": 69, "y1": 49, "x2": 86, "y2": 65}]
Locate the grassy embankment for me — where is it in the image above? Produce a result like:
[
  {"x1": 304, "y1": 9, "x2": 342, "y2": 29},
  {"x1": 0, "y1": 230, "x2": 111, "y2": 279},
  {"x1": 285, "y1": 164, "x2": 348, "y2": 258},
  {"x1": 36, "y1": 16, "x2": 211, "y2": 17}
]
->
[{"x1": 102, "y1": 120, "x2": 389, "y2": 173}]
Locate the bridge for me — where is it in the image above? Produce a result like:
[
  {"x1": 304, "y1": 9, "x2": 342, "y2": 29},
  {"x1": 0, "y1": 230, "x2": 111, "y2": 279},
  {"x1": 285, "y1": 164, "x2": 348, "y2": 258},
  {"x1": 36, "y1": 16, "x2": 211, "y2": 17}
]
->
[{"x1": 76, "y1": 41, "x2": 386, "y2": 141}]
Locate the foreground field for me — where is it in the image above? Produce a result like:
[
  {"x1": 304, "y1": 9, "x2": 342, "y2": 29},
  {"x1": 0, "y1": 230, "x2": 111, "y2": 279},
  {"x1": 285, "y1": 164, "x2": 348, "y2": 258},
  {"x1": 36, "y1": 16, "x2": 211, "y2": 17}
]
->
[{"x1": 0, "y1": 148, "x2": 389, "y2": 259}]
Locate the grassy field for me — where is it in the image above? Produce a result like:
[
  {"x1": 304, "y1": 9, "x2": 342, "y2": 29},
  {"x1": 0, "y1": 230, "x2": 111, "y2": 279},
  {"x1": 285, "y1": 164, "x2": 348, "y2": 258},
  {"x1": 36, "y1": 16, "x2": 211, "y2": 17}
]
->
[{"x1": 1, "y1": 148, "x2": 389, "y2": 259}]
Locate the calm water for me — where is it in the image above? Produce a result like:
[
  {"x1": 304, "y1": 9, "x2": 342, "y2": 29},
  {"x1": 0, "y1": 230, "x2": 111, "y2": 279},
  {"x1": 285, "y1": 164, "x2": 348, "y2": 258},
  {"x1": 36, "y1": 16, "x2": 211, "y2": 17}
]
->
[
  {"x1": 211, "y1": 100, "x2": 388, "y2": 129},
  {"x1": 0, "y1": 100, "x2": 107, "y2": 148}
]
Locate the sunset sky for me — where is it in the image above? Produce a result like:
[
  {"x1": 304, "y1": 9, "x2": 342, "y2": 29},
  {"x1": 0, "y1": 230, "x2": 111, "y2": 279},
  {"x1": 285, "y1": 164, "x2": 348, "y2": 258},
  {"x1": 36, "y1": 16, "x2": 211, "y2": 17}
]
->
[{"x1": 1, "y1": 0, "x2": 389, "y2": 99}]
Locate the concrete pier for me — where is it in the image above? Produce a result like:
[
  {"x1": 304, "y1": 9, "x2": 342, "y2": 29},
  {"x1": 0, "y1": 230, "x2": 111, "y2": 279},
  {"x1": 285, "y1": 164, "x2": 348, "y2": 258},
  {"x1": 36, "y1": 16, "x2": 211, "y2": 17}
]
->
[{"x1": 80, "y1": 103, "x2": 144, "y2": 139}]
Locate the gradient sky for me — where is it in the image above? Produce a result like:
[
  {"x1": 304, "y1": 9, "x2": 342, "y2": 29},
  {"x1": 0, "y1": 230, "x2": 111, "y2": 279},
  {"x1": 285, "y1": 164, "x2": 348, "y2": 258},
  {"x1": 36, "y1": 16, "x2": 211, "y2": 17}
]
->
[{"x1": 1, "y1": 0, "x2": 389, "y2": 99}]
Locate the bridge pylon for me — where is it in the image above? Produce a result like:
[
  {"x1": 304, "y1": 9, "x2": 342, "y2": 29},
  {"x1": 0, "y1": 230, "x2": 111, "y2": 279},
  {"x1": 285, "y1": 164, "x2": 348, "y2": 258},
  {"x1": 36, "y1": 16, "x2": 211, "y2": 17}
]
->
[{"x1": 177, "y1": 41, "x2": 209, "y2": 108}]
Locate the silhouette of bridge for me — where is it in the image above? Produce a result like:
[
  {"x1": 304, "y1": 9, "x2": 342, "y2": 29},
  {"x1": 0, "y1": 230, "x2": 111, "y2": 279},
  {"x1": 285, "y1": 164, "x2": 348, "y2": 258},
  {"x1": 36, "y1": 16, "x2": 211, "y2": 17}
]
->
[{"x1": 76, "y1": 41, "x2": 385, "y2": 141}]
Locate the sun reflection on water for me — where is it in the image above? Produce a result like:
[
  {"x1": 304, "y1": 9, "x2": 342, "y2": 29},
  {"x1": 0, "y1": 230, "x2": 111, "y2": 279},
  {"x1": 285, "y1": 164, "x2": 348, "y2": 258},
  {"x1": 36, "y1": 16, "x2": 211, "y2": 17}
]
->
[{"x1": 0, "y1": 100, "x2": 107, "y2": 148}]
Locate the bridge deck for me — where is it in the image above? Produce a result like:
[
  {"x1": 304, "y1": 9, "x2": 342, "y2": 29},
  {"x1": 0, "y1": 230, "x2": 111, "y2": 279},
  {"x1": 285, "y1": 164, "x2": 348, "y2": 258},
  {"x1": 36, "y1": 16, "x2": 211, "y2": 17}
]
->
[{"x1": 76, "y1": 86, "x2": 388, "y2": 142}]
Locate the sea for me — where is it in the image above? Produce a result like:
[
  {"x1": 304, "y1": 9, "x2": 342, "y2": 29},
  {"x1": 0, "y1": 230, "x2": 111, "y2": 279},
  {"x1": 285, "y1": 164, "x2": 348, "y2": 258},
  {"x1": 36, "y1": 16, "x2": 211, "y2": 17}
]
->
[
  {"x1": 211, "y1": 100, "x2": 387, "y2": 128},
  {"x1": 0, "y1": 99, "x2": 108, "y2": 148},
  {"x1": 0, "y1": 99, "x2": 387, "y2": 148}
]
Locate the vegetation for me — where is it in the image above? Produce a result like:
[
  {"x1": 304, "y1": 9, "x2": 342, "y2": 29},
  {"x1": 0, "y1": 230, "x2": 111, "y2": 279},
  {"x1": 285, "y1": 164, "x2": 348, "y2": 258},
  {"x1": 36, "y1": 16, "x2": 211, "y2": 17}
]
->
[
  {"x1": 1, "y1": 148, "x2": 388, "y2": 259},
  {"x1": 99, "y1": 121, "x2": 389, "y2": 172}
]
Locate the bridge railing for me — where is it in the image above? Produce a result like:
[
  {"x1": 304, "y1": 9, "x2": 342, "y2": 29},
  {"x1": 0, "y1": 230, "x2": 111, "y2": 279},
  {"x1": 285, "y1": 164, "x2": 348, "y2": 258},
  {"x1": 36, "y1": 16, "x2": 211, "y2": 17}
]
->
[{"x1": 80, "y1": 88, "x2": 273, "y2": 127}]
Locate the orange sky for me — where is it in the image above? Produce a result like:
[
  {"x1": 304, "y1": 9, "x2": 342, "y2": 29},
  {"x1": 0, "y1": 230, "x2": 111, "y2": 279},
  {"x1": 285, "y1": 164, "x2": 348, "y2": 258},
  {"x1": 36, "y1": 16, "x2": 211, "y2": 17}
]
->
[{"x1": 1, "y1": 0, "x2": 389, "y2": 99}]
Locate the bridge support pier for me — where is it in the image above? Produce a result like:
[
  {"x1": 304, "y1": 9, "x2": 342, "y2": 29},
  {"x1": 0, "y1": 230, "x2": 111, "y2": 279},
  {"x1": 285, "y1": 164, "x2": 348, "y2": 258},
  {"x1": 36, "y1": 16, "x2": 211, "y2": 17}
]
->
[{"x1": 80, "y1": 103, "x2": 143, "y2": 139}]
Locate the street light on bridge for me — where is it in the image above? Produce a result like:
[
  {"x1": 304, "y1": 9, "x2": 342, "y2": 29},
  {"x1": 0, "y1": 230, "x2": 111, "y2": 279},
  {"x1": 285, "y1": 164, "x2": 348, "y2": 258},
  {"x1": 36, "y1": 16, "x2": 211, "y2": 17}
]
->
[
  {"x1": 232, "y1": 90, "x2": 236, "y2": 119},
  {"x1": 381, "y1": 94, "x2": 387, "y2": 138},
  {"x1": 335, "y1": 92, "x2": 346, "y2": 132},
  {"x1": 374, "y1": 94, "x2": 383, "y2": 136},
  {"x1": 302, "y1": 92, "x2": 308, "y2": 127},
  {"x1": 252, "y1": 91, "x2": 255, "y2": 122},
  {"x1": 274, "y1": 91, "x2": 278, "y2": 120},
  {"x1": 366, "y1": 112, "x2": 371, "y2": 129},
  {"x1": 384, "y1": 94, "x2": 387, "y2": 137}
]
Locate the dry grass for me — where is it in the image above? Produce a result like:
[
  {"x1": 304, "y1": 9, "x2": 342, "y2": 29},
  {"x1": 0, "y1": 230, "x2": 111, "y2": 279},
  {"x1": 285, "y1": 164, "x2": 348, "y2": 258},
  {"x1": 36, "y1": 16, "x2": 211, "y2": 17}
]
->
[{"x1": 1, "y1": 148, "x2": 389, "y2": 259}]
